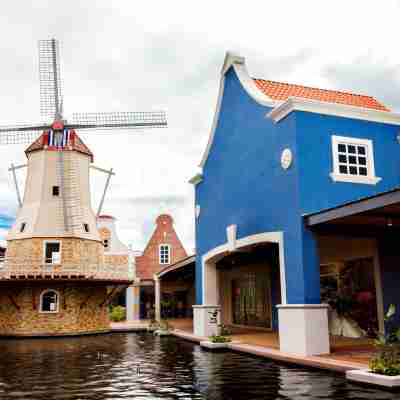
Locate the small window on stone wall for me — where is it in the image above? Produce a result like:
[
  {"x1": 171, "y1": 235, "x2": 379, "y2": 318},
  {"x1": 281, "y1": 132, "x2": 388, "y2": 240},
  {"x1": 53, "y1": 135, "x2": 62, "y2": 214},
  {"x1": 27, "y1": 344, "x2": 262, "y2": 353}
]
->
[
  {"x1": 44, "y1": 241, "x2": 61, "y2": 264},
  {"x1": 40, "y1": 290, "x2": 59, "y2": 313},
  {"x1": 20, "y1": 222, "x2": 26, "y2": 233},
  {"x1": 83, "y1": 223, "x2": 90, "y2": 233}
]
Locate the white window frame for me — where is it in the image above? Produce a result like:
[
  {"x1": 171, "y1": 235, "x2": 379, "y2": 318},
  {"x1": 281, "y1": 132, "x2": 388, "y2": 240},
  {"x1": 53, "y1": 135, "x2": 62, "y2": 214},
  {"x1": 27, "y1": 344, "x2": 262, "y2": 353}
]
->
[
  {"x1": 330, "y1": 135, "x2": 381, "y2": 185},
  {"x1": 39, "y1": 289, "x2": 60, "y2": 314},
  {"x1": 43, "y1": 240, "x2": 62, "y2": 265},
  {"x1": 159, "y1": 244, "x2": 171, "y2": 265}
]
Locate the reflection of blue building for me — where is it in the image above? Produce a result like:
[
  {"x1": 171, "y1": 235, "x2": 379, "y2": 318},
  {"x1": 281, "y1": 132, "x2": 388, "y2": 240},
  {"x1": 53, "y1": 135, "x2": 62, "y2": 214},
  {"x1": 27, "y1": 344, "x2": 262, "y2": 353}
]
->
[{"x1": 190, "y1": 53, "x2": 400, "y2": 356}]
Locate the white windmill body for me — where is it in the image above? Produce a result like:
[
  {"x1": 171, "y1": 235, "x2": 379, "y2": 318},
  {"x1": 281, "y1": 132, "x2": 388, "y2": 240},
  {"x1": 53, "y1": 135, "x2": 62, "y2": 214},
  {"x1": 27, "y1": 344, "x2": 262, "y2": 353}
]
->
[{"x1": 0, "y1": 39, "x2": 166, "y2": 337}]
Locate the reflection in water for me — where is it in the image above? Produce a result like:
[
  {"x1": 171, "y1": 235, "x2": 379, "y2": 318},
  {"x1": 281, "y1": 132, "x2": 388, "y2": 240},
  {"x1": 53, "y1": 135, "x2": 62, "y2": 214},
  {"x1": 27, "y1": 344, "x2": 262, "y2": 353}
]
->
[{"x1": 0, "y1": 333, "x2": 397, "y2": 399}]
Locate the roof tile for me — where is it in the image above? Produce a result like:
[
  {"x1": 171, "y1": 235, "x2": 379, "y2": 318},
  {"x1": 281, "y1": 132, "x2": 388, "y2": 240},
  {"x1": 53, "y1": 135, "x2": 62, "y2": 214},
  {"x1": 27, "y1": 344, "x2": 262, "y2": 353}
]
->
[{"x1": 254, "y1": 79, "x2": 390, "y2": 112}]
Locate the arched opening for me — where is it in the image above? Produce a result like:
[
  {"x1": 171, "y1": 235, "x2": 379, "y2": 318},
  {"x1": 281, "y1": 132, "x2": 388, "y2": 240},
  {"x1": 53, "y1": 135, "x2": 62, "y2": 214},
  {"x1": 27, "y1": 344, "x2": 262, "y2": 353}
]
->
[{"x1": 40, "y1": 290, "x2": 60, "y2": 313}]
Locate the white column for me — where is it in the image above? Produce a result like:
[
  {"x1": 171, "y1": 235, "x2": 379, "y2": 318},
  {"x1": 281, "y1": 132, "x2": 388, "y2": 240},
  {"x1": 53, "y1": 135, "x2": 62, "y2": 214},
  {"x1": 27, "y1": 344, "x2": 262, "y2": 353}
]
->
[
  {"x1": 277, "y1": 304, "x2": 330, "y2": 356},
  {"x1": 193, "y1": 305, "x2": 221, "y2": 337},
  {"x1": 154, "y1": 274, "x2": 161, "y2": 322},
  {"x1": 125, "y1": 286, "x2": 134, "y2": 322}
]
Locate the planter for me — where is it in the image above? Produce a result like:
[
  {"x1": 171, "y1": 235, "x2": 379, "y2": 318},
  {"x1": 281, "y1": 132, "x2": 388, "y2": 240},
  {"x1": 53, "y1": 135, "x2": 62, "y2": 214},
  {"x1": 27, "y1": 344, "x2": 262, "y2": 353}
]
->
[
  {"x1": 200, "y1": 340, "x2": 229, "y2": 350},
  {"x1": 154, "y1": 329, "x2": 172, "y2": 336},
  {"x1": 346, "y1": 369, "x2": 400, "y2": 389}
]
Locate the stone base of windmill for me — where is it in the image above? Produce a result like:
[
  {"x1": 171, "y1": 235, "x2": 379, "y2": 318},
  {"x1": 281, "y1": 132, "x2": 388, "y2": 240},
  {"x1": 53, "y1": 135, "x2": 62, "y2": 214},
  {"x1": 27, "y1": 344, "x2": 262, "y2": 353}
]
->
[{"x1": 0, "y1": 285, "x2": 110, "y2": 337}]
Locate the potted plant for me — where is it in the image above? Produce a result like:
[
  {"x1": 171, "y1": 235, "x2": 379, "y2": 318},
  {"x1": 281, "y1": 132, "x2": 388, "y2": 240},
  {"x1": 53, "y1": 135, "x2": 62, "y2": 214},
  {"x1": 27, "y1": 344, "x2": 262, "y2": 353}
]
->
[
  {"x1": 201, "y1": 323, "x2": 232, "y2": 350},
  {"x1": 346, "y1": 304, "x2": 400, "y2": 388},
  {"x1": 109, "y1": 305, "x2": 126, "y2": 322},
  {"x1": 154, "y1": 319, "x2": 173, "y2": 336}
]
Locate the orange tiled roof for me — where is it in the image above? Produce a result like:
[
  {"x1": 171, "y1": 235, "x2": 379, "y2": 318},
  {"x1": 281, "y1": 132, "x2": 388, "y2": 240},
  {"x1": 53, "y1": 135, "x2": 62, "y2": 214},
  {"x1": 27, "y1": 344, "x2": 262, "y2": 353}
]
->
[{"x1": 254, "y1": 79, "x2": 390, "y2": 112}]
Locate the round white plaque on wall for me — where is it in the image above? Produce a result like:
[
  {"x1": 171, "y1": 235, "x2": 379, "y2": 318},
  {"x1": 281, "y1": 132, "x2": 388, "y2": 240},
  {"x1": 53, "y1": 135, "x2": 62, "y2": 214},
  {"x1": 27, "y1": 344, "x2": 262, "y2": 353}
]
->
[{"x1": 281, "y1": 148, "x2": 293, "y2": 170}]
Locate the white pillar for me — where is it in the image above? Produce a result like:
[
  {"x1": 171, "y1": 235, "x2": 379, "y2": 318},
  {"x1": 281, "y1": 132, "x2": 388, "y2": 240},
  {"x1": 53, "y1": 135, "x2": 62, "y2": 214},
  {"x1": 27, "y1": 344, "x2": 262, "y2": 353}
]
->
[
  {"x1": 277, "y1": 304, "x2": 330, "y2": 356},
  {"x1": 193, "y1": 305, "x2": 221, "y2": 337},
  {"x1": 154, "y1": 275, "x2": 161, "y2": 322},
  {"x1": 126, "y1": 286, "x2": 134, "y2": 322}
]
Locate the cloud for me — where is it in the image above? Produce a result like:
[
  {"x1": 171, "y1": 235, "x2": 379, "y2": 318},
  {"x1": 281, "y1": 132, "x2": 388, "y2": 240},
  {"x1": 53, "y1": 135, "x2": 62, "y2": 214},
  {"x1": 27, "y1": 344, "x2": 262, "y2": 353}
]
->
[
  {"x1": 0, "y1": 0, "x2": 399, "y2": 254},
  {"x1": 323, "y1": 55, "x2": 400, "y2": 111}
]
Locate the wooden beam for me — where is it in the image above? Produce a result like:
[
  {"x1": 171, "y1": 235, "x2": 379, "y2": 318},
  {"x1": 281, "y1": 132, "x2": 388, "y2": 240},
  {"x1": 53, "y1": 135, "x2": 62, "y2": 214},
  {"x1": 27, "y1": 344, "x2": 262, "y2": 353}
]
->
[{"x1": 32, "y1": 288, "x2": 36, "y2": 310}]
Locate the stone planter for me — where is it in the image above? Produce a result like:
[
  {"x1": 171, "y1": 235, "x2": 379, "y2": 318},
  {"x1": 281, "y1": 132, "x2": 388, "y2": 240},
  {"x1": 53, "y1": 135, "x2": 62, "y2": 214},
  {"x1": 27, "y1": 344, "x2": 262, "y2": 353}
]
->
[
  {"x1": 200, "y1": 340, "x2": 229, "y2": 350},
  {"x1": 154, "y1": 329, "x2": 172, "y2": 336},
  {"x1": 346, "y1": 369, "x2": 400, "y2": 389}
]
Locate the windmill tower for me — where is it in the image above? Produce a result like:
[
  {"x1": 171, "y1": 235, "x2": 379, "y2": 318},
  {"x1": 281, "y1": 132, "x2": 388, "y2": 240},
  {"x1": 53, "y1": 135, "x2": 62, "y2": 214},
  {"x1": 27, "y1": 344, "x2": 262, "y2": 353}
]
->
[{"x1": 0, "y1": 39, "x2": 166, "y2": 336}]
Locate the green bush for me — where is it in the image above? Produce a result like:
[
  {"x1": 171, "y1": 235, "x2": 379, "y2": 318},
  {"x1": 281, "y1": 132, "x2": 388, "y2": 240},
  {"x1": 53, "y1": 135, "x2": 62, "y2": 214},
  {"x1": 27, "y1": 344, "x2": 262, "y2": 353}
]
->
[
  {"x1": 369, "y1": 304, "x2": 400, "y2": 376},
  {"x1": 209, "y1": 335, "x2": 231, "y2": 343},
  {"x1": 110, "y1": 305, "x2": 126, "y2": 322}
]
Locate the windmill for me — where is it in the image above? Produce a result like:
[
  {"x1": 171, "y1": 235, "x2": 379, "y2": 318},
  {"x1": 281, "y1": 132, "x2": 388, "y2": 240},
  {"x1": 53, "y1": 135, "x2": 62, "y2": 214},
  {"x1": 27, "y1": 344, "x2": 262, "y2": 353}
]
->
[{"x1": 0, "y1": 38, "x2": 167, "y2": 218}]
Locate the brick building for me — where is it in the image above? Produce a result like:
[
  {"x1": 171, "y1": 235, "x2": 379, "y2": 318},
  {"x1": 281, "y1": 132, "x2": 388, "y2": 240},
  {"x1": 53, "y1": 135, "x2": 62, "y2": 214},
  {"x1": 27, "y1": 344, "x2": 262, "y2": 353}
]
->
[{"x1": 126, "y1": 214, "x2": 188, "y2": 320}]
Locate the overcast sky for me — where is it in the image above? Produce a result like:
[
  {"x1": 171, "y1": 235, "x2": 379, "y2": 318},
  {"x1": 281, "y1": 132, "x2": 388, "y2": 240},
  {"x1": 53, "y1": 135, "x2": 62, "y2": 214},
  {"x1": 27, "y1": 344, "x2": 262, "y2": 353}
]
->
[{"x1": 0, "y1": 1, "x2": 400, "y2": 251}]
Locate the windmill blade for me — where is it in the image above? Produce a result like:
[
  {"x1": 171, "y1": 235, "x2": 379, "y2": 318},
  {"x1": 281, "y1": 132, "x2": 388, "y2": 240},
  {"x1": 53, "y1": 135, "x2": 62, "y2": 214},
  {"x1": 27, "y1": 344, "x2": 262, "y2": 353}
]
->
[
  {"x1": 0, "y1": 124, "x2": 48, "y2": 145},
  {"x1": 38, "y1": 39, "x2": 63, "y2": 119},
  {"x1": 70, "y1": 111, "x2": 167, "y2": 131}
]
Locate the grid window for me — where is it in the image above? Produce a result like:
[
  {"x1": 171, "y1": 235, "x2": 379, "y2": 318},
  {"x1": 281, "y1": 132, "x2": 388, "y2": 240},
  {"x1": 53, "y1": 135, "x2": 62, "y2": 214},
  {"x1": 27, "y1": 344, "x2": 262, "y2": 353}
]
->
[
  {"x1": 336, "y1": 142, "x2": 368, "y2": 177},
  {"x1": 159, "y1": 244, "x2": 170, "y2": 265},
  {"x1": 44, "y1": 242, "x2": 61, "y2": 264},
  {"x1": 331, "y1": 136, "x2": 380, "y2": 185}
]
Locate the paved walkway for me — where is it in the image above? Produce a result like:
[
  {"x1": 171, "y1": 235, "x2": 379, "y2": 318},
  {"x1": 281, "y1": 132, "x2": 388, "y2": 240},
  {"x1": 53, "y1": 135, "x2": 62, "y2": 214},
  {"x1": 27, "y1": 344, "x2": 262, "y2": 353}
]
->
[{"x1": 111, "y1": 319, "x2": 375, "y2": 373}]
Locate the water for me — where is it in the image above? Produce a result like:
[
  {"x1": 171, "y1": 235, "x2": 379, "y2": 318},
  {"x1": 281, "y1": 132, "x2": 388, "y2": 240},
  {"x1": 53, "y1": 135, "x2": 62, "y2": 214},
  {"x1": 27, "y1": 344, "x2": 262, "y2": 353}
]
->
[{"x1": 0, "y1": 333, "x2": 397, "y2": 400}]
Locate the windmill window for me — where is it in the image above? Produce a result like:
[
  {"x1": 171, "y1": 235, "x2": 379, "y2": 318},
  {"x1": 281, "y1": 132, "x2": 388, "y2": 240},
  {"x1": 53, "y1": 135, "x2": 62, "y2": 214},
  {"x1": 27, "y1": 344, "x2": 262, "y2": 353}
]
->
[
  {"x1": 40, "y1": 290, "x2": 59, "y2": 313},
  {"x1": 52, "y1": 186, "x2": 60, "y2": 196},
  {"x1": 330, "y1": 135, "x2": 381, "y2": 185},
  {"x1": 44, "y1": 241, "x2": 61, "y2": 264},
  {"x1": 83, "y1": 223, "x2": 90, "y2": 233},
  {"x1": 159, "y1": 244, "x2": 170, "y2": 265},
  {"x1": 20, "y1": 222, "x2": 26, "y2": 233},
  {"x1": 103, "y1": 239, "x2": 109, "y2": 251}
]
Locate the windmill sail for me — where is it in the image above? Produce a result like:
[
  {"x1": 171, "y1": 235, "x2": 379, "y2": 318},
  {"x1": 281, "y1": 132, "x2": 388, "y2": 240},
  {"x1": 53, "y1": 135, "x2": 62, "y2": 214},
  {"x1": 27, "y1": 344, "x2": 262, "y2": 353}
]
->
[{"x1": 38, "y1": 39, "x2": 63, "y2": 119}]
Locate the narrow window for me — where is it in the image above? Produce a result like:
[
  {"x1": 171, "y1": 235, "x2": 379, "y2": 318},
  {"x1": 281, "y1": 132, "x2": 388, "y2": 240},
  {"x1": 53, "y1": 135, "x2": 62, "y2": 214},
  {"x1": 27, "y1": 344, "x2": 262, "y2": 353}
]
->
[
  {"x1": 20, "y1": 222, "x2": 26, "y2": 233},
  {"x1": 103, "y1": 239, "x2": 109, "y2": 251},
  {"x1": 45, "y1": 242, "x2": 61, "y2": 264},
  {"x1": 40, "y1": 290, "x2": 59, "y2": 313},
  {"x1": 83, "y1": 223, "x2": 90, "y2": 233},
  {"x1": 159, "y1": 244, "x2": 170, "y2": 265},
  {"x1": 52, "y1": 186, "x2": 60, "y2": 196}
]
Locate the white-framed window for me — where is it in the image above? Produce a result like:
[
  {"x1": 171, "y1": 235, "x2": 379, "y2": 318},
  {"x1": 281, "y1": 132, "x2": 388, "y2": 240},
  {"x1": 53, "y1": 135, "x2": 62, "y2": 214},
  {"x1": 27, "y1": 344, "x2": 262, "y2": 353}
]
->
[
  {"x1": 39, "y1": 289, "x2": 59, "y2": 313},
  {"x1": 43, "y1": 241, "x2": 61, "y2": 264},
  {"x1": 159, "y1": 244, "x2": 171, "y2": 265},
  {"x1": 330, "y1": 135, "x2": 381, "y2": 185}
]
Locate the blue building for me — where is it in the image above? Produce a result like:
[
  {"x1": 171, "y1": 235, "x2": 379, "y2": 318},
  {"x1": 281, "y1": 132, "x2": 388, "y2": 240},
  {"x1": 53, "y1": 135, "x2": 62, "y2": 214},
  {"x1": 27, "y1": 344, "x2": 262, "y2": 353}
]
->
[{"x1": 190, "y1": 53, "x2": 400, "y2": 356}]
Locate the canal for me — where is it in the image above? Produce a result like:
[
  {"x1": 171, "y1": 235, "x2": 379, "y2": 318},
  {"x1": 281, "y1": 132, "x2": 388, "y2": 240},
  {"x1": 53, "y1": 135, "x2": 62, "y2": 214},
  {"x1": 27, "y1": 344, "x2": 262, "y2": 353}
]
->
[{"x1": 0, "y1": 333, "x2": 397, "y2": 399}]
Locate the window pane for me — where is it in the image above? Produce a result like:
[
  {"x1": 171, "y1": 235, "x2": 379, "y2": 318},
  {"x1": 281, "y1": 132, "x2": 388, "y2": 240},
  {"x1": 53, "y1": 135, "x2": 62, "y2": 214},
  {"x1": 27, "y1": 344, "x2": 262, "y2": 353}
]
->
[
  {"x1": 358, "y1": 157, "x2": 366, "y2": 165},
  {"x1": 338, "y1": 154, "x2": 347, "y2": 163},
  {"x1": 45, "y1": 243, "x2": 60, "y2": 263},
  {"x1": 349, "y1": 166, "x2": 357, "y2": 175},
  {"x1": 338, "y1": 144, "x2": 346, "y2": 153},
  {"x1": 359, "y1": 167, "x2": 368, "y2": 176},
  {"x1": 348, "y1": 155, "x2": 357, "y2": 164},
  {"x1": 42, "y1": 291, "x2": 58, "y2": 312},
  {"x1": 357, "y1": 146, "x2": 366, "y2": 155},
  {"x1": 348, "y1": 145, "x2": 356, "y2": 154},
  {"x1": 339, "y1": 165, "x2": 348, "y2": 174}
]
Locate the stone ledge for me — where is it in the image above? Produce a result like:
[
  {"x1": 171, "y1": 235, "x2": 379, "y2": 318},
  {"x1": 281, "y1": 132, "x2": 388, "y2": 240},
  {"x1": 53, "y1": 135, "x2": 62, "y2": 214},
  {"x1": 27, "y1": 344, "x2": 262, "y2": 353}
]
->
[
  {"x1": 200, "y1": 340, "x2": 229, "y2": 350},
  {"x1": 346, "y1": 369, "x2": 400, "y2": 389}
]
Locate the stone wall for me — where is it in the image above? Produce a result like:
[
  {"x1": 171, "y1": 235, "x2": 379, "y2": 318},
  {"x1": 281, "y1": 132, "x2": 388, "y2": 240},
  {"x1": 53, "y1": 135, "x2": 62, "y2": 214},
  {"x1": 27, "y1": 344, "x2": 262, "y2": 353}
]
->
[
  {"x1": 5, "y1": 237, "x2": 104, "y2": 266},
  {"x1": 0, "y1": 284, "x2": 110, "y2": 336}
]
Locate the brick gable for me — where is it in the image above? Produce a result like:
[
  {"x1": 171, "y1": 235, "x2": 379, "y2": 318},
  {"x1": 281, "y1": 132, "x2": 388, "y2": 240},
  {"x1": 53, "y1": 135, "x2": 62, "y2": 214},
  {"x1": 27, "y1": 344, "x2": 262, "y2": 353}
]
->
[{"x1": 136, "y1": 214, "x2": 187, "y2": 280}]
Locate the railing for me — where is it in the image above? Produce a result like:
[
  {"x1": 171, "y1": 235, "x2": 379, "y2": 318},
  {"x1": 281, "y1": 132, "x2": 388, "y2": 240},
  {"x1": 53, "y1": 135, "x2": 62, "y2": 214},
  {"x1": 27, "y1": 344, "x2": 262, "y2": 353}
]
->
[{"x1": 0, "y1": 257, "x2": 133, "y2": 281}]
